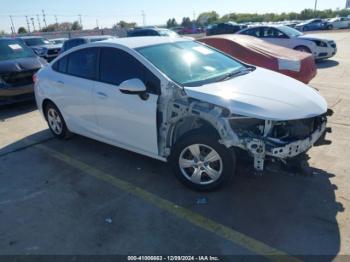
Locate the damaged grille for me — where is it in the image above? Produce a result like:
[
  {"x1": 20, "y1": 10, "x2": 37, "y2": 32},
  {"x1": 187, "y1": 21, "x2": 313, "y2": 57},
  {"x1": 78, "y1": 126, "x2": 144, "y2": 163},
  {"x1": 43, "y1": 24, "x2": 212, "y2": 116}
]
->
[
  {"x1": 271, "y1": 116, "x2": 324, "y2": 141},
  {"x1": 1, "y1": 69, "x2": 38, "y2": 87}
]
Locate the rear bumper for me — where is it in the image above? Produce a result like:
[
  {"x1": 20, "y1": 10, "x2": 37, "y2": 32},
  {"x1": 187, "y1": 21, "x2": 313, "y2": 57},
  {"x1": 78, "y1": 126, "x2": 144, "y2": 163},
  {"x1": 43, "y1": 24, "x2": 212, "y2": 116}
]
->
[{"x1": 0, "y1": 84, "x2": 34, "y2": 105}]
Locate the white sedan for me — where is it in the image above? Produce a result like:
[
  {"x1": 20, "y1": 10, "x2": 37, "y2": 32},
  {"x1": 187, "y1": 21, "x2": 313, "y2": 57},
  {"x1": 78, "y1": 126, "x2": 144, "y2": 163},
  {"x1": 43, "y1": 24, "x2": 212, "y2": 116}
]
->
[
  {"x1": 326, "y1": 17, "x2": 350, "y2": 29},
  {"x1": 34, "y1": 37, "x2": 328, "y2": 191},
  {"x1": 237, "y1": 25, "x2": 337, "y2": 60}
]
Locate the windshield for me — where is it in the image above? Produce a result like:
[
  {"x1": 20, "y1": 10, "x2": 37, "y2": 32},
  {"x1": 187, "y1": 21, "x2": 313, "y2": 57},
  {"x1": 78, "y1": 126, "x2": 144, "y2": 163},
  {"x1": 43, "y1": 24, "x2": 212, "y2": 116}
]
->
[
  {"x1": 24, "y1": 38, "x2": 50, "y2": 46},
  {"x1": 0, "y1": 39, "x2": 35, "y2": 61},
  {"x1": 159, "y1": 29, "x2": 179, "y2": 37},
  {"x1": 278, "y1": 26, "x2": 303, "y2": 37},
  {"x1": 137, "y1": 41, "x2": 245, "y2": 87}
]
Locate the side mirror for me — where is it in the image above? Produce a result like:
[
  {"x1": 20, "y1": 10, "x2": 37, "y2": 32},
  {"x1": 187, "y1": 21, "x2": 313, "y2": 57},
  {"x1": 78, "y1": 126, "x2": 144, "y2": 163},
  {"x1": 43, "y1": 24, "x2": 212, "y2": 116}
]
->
[{"x1": 119, "y1": 78, "x2": 147, "y2": 94}]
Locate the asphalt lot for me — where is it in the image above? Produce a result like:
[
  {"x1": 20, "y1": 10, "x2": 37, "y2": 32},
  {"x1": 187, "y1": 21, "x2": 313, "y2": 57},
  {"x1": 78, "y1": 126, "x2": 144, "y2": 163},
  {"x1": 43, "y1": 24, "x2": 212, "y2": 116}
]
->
[{"x1": 1, "y1": 31, "x2": 350, "y2": 260}]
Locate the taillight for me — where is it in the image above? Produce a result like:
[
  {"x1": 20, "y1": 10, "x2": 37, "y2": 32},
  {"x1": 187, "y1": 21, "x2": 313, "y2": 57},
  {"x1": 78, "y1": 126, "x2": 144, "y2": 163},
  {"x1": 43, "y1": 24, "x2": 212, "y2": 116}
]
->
[{"x1": 32, "y1": 74, "x2": 37, "y2": 83}]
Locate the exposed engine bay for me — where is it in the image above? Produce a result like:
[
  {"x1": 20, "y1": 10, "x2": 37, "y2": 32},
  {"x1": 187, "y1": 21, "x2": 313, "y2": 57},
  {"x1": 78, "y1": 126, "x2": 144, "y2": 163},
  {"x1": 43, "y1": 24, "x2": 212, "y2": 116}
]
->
[{"x1": 157, "y1": 85, "x2": 327, "y2": 172}]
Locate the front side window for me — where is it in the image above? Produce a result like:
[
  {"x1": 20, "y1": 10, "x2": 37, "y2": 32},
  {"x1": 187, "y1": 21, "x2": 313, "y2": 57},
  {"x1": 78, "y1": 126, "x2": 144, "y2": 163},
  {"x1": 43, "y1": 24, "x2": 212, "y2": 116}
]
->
[
  {"x1": 137, "y1": 41, "x2": 245, "y2": 87},
  {"x1": 67, "y1": 48, "x2": 98, "y2": 79},
  {"x1": 99, "y1": 47, "x2": 160, "y2": 94},
  {"x1": 0, "y1": 39, "x2": 35, "y2": 61}
]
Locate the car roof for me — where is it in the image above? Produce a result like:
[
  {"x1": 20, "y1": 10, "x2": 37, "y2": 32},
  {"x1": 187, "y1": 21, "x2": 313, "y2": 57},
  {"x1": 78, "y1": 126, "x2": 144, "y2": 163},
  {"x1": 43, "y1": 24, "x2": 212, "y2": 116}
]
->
[{"x1": 91, "y1": 36, "x2": 190, "y2": 49}]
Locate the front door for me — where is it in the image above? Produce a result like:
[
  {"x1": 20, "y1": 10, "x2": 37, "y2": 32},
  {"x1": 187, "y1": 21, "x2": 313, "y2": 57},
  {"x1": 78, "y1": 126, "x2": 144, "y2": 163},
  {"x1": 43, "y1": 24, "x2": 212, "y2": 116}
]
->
[{"x1": 92, "y1": 47, "x2": 160, "y2": 155}]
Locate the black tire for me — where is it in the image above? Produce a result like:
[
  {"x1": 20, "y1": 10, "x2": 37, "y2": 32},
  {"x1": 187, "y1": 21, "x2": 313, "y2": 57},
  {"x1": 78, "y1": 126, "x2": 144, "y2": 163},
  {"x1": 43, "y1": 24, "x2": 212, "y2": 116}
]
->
[
  {"x1": 170, "y1": 129, "x2": 235, "y2": 191},
  {"x1": 44, "y1": 102, "x2": 70, "y2": 139},
  {"x1": 294, "y1": 46, "x2": 312, "y2": 53},
  {"x1": 327, "y1": 25, "x2": 333, "y2": 30}
]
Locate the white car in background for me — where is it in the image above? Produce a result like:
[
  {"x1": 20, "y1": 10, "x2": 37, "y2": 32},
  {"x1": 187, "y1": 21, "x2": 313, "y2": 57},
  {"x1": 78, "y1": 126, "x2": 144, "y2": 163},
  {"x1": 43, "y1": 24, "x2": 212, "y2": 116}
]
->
[
  {"x1": 325, "y1": 17, "x2": 350, "y2": 29},
  {"x1": 34, "y1": 37, "x2": 328, "y2": 191},
  {"x1": 237, "y1": 25, "x2": 337, "y2": 60}
]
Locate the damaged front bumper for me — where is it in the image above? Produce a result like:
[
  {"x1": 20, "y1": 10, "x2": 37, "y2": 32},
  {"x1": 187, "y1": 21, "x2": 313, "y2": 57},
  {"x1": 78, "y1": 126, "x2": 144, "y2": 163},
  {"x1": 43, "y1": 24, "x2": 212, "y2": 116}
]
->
[
  {"x1": 267, "y1": 121, "x2": 326, "y2": 159},
  {"x1": 239, "y1": 117, "x2": 327, "y2": 171}
]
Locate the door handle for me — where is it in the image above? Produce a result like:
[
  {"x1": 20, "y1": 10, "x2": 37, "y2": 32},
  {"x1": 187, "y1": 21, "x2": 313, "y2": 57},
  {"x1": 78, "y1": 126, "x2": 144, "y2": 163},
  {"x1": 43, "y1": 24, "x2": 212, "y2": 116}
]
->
[
  {"x1": 96, "y1": 91, "x2": 108, "y2": 99},
  {"x1": 56, "y1": 80, "x2": 64, "y2": 85}
]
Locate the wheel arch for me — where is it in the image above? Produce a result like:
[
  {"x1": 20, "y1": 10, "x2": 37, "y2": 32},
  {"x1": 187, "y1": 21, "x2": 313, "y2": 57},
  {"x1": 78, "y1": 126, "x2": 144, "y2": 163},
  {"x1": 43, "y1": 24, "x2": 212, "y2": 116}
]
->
[{"x1": 168, "y1": 116, "x2": 222, "y2": 148}]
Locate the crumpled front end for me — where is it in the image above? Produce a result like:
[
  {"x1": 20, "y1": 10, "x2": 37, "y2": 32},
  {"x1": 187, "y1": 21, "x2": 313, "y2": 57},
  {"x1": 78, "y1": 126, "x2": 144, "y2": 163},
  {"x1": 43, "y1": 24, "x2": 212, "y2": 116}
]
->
[{"x1": 229, "y1": 114, "x2": 327, "y2": 170}]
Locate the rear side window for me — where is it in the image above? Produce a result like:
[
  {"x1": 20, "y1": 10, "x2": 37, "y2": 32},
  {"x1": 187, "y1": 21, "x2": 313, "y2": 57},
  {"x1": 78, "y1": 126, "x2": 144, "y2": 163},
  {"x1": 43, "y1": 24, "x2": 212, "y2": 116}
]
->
[
  {"x1": 241, "y1": 28, "x2": 261, "y2": 37},
  {"x1": 52, "y1": 55, "x2": 68, "y2": 73},
  {"x1": 67, "y1": 48, "x2": 98, "y2": 79},
  {"x1": 99, "y1": 47, "x2": 160, "y2": 94}
]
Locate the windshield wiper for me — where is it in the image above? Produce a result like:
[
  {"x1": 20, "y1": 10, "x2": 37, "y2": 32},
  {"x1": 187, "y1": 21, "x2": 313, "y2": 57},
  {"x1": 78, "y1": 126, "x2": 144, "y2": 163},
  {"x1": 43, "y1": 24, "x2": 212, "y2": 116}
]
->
[{"x1": 217, "y1": 67, "x2": 253, "y2": 82}]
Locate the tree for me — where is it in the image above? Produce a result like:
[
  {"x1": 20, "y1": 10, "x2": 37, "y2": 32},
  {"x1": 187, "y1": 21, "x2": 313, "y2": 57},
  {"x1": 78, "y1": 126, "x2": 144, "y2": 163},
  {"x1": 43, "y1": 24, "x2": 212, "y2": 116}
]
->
[
  {"x1": 197, "y1": 11, "x2": 219, "y2": 25},
  {"x1": 181, "y1": 17, "x2": 192, "y2": 27},
  {"x1": 71, "y1": 21, "x2": 82, "y2": 31},
  {"x1": 117, "y1": 20, "x2": 137, "y2": 29},
  {"x1": 166, "y1": 18, "x2": 178, "y2": 28},
  {"x1": 17, "y1": 27, "x2": 27, "y2": 34}
]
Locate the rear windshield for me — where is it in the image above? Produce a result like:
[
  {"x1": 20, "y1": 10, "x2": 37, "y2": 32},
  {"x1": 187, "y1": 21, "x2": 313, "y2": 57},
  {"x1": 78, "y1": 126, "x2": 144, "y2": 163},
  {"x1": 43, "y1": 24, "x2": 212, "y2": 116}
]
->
[
  {"x1": 0, "y1": 39, "x2": 35, "y2": 61},
  {"x1": 23, "y1": 38, "x2": 50, "y2": 46},
  {"x1": 90, "y1": 37, "x2": 110, "y2": 42}
]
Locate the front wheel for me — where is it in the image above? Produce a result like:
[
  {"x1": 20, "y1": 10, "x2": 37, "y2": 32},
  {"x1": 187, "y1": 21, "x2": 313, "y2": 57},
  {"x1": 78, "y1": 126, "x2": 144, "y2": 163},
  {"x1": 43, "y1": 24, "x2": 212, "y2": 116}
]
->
[
  {"x1": 170, "y1": 129, "x2": 235, "y2": 191},
  {"x1": 294, "y1": 46, "x2": 311, "y2": 53}
]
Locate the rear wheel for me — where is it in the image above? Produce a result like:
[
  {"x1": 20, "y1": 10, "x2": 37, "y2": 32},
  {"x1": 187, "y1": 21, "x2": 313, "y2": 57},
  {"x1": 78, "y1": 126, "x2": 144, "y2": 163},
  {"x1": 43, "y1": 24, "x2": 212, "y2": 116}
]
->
[
  {"x1": 45, "y1": 102, "x2": 69, "y2": 139},
  {"x1": 170, "y1": 129, "x2": 235, "y2": 191},
  {"x1": 294, "y1": 46, "x2": 312, "y2": 53}
]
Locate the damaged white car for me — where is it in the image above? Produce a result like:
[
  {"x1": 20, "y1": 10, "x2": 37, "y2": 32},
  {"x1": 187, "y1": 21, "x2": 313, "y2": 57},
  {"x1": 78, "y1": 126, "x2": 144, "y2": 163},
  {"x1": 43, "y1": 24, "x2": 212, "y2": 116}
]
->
[{"x1": 34, "y1": 37, "x2": 328, "y2": 190}]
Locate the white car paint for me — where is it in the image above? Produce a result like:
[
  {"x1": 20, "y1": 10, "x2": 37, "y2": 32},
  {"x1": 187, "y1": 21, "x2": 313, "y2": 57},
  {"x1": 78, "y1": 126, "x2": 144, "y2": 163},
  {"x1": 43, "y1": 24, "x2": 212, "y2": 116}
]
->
[
  {"x1": 237, "y1": 25, "x2": 337, "y2": 59},
  {"x1": 327, "y1": 17, "x2": 350, "y2": 29},
  {"x1": 184, "y1": 67, "x2": 327, "y2": 121},
  {"x1": 35, "y1": 37, "x2": 328, "y2": 170}
]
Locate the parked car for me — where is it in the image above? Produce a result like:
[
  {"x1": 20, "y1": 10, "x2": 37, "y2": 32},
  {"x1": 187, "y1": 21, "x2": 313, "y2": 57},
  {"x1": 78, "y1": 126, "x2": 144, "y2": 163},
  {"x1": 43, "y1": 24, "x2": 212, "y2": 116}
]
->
[
  {"x1": 60, "y1": 35, "x2": 114, "y2": 53},
  {"x1": 17, "y1": 36, "x2": 61, "y2": 62},
  {"x1": 198, "y1": 34, "x2": 317, "y2": 83},
  {"x1": 237, "y1": 25, "x2": 337, "y2": 60},
  {"x1": 34, "y1": 37, "x2": 328, "y2": 191},
  {"x1": 127, "y1": 28, "x2": 179, "y2": 37},
  {"x1": 0, "y1": 38, "x2": 47, "y2": 105},
  {"x1": 295, "y1": 19, "x2": 326, "y2": 31},
  {"x1": 206, "y1": 22, "x2": 242, "y2": 36},
  {"x1": 325, "y1": 17, "x2": 350, "y2": 29},
  {"x1": 50, "y1": 38, "x2": 68, "y2": 46}
]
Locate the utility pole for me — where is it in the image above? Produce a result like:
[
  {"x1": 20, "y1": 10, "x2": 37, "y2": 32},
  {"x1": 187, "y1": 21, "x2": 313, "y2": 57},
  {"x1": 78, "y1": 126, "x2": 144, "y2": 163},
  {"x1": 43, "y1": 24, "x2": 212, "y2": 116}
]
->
[
  {"x1": 25, "y1": 16, "x2": 31, "y2": 33},
  {"x1": 96, "y1": 19, "x2": 99, "y2": 29},
  {"x1": 314, "y1": 0, "x2": 318, "y2": 12},
  {"x1": 36, "y1": 15, "x2": 42, "y2": 31},
  {"x1": 54, "y1": 15, "x2": 58, "y2": 31},
  {"x1": 141, "y1": 10, "x2": 146, "y2": 26},
  {"x1": 30, "y1": 17, "x2": 36, "y2": 32},
  {"x1": 78, "y1": 14, "x2": 82, "y2": 28},
  {"x1": 193, "y1": 11, "x2": 196, "y2": 21},
  {"x1": 42, "y1": 9, "x2": 47, "y2": 28},
  {"x1": 9, "y1": 15, "x2": 16, "y2": 34}
]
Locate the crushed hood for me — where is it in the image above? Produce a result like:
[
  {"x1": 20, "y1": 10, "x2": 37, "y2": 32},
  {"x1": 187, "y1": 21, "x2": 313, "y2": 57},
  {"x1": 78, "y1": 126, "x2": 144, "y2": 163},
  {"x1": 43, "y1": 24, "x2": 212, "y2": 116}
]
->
[{"x1": 184, "y1": 68, "x2": 327, "y2": 121}]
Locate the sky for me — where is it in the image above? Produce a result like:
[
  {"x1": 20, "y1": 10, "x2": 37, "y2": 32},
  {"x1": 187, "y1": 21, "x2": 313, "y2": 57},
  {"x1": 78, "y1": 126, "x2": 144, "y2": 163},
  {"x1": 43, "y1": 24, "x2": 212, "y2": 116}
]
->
[{"x1": 0, "y1": 0, "x2": 347, "y2": 33}]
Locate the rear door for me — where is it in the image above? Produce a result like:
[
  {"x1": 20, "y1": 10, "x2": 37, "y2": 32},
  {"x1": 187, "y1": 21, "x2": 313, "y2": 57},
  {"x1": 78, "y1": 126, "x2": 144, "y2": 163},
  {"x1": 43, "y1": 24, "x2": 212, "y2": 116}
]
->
[
  {"x1": 92, "y1": 47, "x2": 160, "y2": 155},
  {"x1": 50, "y1": 47, "x2": 99, "y2": 136}
]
